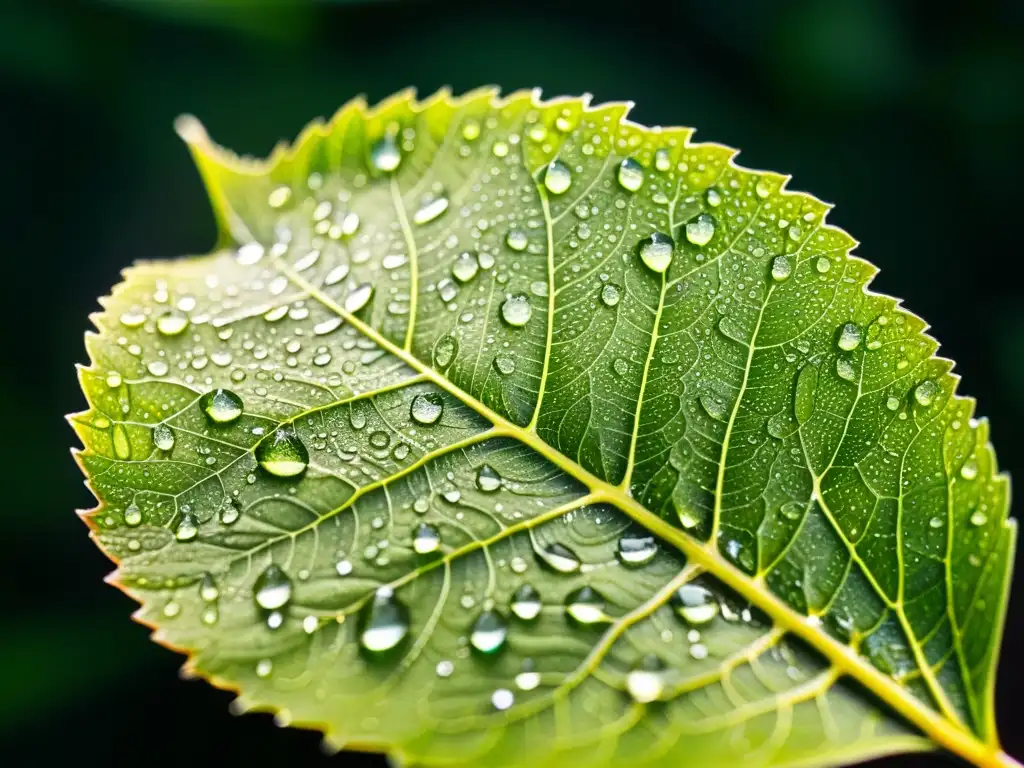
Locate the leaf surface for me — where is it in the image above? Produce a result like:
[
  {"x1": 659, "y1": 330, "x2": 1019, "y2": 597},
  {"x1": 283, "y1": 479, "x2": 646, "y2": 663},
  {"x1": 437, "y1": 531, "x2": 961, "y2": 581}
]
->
[{"x1": 72, "y1": 88, "x2": 1017, "y2": 768}]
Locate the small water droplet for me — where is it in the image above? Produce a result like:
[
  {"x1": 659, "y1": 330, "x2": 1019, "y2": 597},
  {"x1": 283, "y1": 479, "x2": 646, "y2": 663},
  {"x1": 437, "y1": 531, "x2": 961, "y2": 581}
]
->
[
  {"x1": 689, "y1": 643, "x2": 709, "y2": 660},
  {"x1": 617, "y1": 534, "x2": 657, "y2": 567},
  {"x1": 510, "y1": 584, "x2": 542, "y2": 621},
  {"x1": 960, "y1": 460, "x2": 979, "y2": 481},
  {"x1": 638, "y1": 232, "x2": 674, "y2": 273},
  {"x1": 500, "y1": 294, "x2": 532, "y2": 327},
  {"x1": 780, "y1": 501, "x2": 803, "y2": 521},
  {"x1": 199, "y1": 573, "x2": 219, "y2": 602},
  {"x1": 505, "y1": 228, "x2": 528, "y2": 252},
  {"x1": 156, "y1": 312, "x2": 189, "y2": 337},
  {"x1": 491, "y1": 140, "x2": 509, "y2": 158},
  {"x1": 699, "y1": 392, "x2": 729, "y2": 421},
  {"x1": 626, "y1": 655, "x2": 666, "y2": 703},
  {"x1": 413, "y1": 523, "x2": 441, "y2": 554},
  {"x1": 452, "y1": 251, "x2": 480, "y2": 282},
  {"x1": 268, "y1": 186, "x2": 291, "y2": 208},
  {"x1": 886, "y1": 395, "x2": 901, "y2": 411},
  {"x1": 914, "y1": 380, "x2": 939, "y2": 407},
  {"x1": 410, "y1": 393, "x2": 444, "y2": 425},
  {"x1": 685, "y1": 213, "x2": 716, "y2": 246},
  {"x1": 493, "y1": 352, "x2": 516, "y2": 375},
  {"x1": 837, "y1": 323, "x2": 862, "y2": 351},
  {"x1": 153, "y1": 423, "x2": 175, "y2": 451},
  {"x1": 771, "y1": 255, "x2": 792, "y2": 281},
  {"x1": 970, "y1": 510, "x2": 988, "y2": 527},
  {"x1": 515, "y1": 662, "x2": 541, "y2": 691},
  {"x1": 433, "y1": 335, "x2": 458, "y2": 369},
  {"x1": 436, "y1": 659, "x2": 454, "y2": 678},
  {"x1": 256, "y1": 427, "x2": 309, "y2": 478},
  {"x1": 345, "y1": 283, "x2": 374, "y2": 313},
  {"x1": 437, "y1": 278, "x2": 458, "y2": 303},
  {"x1": 617, "y1": 158, "x2": 644, "y2": 192},
  {"x1": 470, "y1": 609, "x2": 508, "y2": 655},
  {"x1": 200, "y1": 389, "x2": 243, "y2": 424},
  {"x1": 491, "y1": 688, "x2": 514, "y2": 711},
  {"x1": 147, "y1": 360, "x2": 169, "y2": 377},
  {"x1": 256, "y1": 659, "x2": 273, "y2": 678},
  {"x1": 124, "y1": 503, "x2": 142, "y2": 527},
  {"x1": 836, "y1": 356, "x2": 857, "y2": 382},
  {"x1": 654, "y1": 148, "x2": 671, "y2": 172},
  {"x1": 413, "y1": 196, "x2": 449, "y2": 225},
  {"x1": 671, "y1": 584, "x2": 719, "y2": 625},
  {"x1": 176, "y1": 514, "x2": 198, "y2": 542},
  {"x1": 815, "y1": 256, "x2": 831, "y2": 274},
  {"x1": 475, "y1": 464, "x2": 502, "y2": 492},
  {"x1": 537, "y1": 542, "x2": 581, "y2": 573},
  {"x1": 543, "y1": 160, "x2": 572, "y2": 195},
  {"x1": 220, "y1": 498, "x2": 241, "y2": 525},
  {"x1": 705, "y1": 187, "x2": 723, "y2": 207},
  {"x1": 368, "y1": 430, "x2": 390, "y2": 449},
  {"x1": 254, "y1": 564, "x2": 292, "y2": 610},
  {"x1": 359, "y1": 587, "x2": 410, "y2": 654},
  {"x1": 565, "y1": 586, "x2": 606, "y2": 625},
  {"x1": 613, "y1": 358, "x2": 629, "y2": 377},
  {"x1": 929, "y1": 516, "x2": 944, "y2": 529},
  {"x1": 600, "y1": 283, "x2": 622, "y2": 307},
  {"x1": 370, "y1": 135, "x2": 401, "y2": 173}
]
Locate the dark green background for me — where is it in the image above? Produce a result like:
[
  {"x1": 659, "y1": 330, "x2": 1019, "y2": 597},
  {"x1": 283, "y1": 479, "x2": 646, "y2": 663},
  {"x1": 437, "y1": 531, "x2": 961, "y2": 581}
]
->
[{"x1": 1, "y1": 0, "x2": 1021, "y2": 765}]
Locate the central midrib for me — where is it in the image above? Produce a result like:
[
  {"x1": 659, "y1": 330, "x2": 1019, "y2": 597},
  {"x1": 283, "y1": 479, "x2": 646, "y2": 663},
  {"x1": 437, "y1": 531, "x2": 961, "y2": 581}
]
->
[{"x1": 276, "y1": 257, "x2": 1010, "y2": 768}]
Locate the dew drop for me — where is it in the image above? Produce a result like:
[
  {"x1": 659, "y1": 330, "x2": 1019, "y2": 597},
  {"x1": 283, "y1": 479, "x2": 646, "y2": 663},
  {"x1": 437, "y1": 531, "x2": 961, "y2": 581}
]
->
[
  {"x1": 345, "y1": 283, "x2": 374, "y2": 313},
  {"x1": 886, "y1": 395, "x2": 901, "y2": 411},
  {"x1": 836, "y1": 356, "x2": 857, "y2": 382},
  {"x1": 929, "y1": 516, "x2": 944, "y2": 529},
  {"x1": 617, "y1": 158, "x2": 644, "y2": 192},
  {"x1": 543, "y1": 160, "x2": 572, "y2": 195},
  {"x1": 914, "y1": 380, "x2": 939, "y2": 407},
  {"x1": 491, "y1": 140, "x2": 509, "y2": 158},
  {"x1": 600, "y1": 283, "x2": 622, "y2": 307},
  {"x1": 705, "y1": 187, "x2": 723, "y2": 207},
  {"x1": 176, "y1": 513, "x2": 198, "y2": 542},
  {"x1": 970, "y1": 510, "x2": 988, "y2": 527},
  {"x1": 475, "y1": 464, "x2": 502, "y2": 493},
  {"x1": 124, "y1": 503, "x2": 142, "y2": 527},
  {"x1": 655, "y1": 148, "x2": 671, "y2": 172},
  {"x1": 413, "y1": 523, "x2": 441, "y2": 555},
  {"x1": 436, "y1": 659, "x2": 454, "y2": 678},
  {"x1": 780, "y1": 501, "x2": 803, "y2": 521},
  {"x1": 685, "y1": 213, "x2": 716, "y2": 246},
  {"x1": 220, "y1": 498, "x2": 241, "y2": 525},
  {"x1": 617, "y1": 534, "x2": 657, "y2": 567},
  {"x1": 515, "y1": 664, "x2": 541, "y2": 691},
  {"x1": 433, "y1": 335, "x2": 458, "y2": 369},
  {"x1": 537, "y1": 542, "x2": 581, "y2": 573},
  {"x1": 771, "y1": 255, "x2": 792, "y2": 281},
  {"x1": 626, "y1": 655, "x2": 666, "y2": 703},
  {"x1": 255, "y1": 659, "x2": 273, "y2": 678},
  {"x1": 493, "y1": 352, "x2": 517, "y2": 375},
  {"x1": 837, "y1": 323, "x2": 862, "y2": 351},
  {"x1": 200, "y1": 389, "x2": 243, "y2": 425},
  {"x1": 437, "y1": 278, "x2": 458, "y2": 303},
  {"x1": 613, "y1": 358, "x2": 629, "y2": 377},
  {"x1": 256, "y1": 427, "x2": 309, "y2": 478},
  {"x1": 500, "y1": 294, "x2": 532, "y2": 327},
  {"x1": 510, "y1": 584, "x2": 542, "y2": 621},
  {"x1": 960, "y1": 459, "x2": 979, "y2": 481},
  {"x1": 505, "y1": 228, "x2": 528, "y2": 252},
  {"x1": 491, "y1": 688, "x2": 514, "y2": 711},
  {"x1": 370, "y1": 135, "x2": 401, "y2": 173},
  {"x1": 254, "y1": 564, "x2": 292, "y2": 610},
  {"x1": 413, "y1": 196, "x2": 449, "y2": 225},
  {"x1": 470, "y1": 609, "x2": 508, "y2": 655},
  {"x1": 565, "y1": 586, "x2": 606, "y2": 625},
  {"x1": 699, "y1": 392, "x2": 729, "y2": 421},
  {"x1": 671, "y1": 584, "x2": 719, "y2": 625},
  {"x1": 359, "y1": 587, "x2": 410, "y2": 654},
  {"x1": 153, "y1": 423, "x2": 175, "y2": 451},
  {"x1": 452, "y1": 251, "x2": 480, "y2": 283},
  {"x1": 156, "y1": 312, "x2": 189, "y2": 337},
  {"x1": 638, "y1": 232, "x2": 674, "y2": 273},
  {"x1": 199, "y1": 573, "x2": 219, "y2": 602},
  {"x1": 410, "y1": 393, "x2": 444, "y2": 425},
  {"x1": 236, "y1": 242, "x2": 264, "y2": 265},
  {"x1": 147, "y1": 360, "x2": 169, "y2": 377},
  {"x1": 815, "y1": 256, "x2": 831, "y2": 274}
]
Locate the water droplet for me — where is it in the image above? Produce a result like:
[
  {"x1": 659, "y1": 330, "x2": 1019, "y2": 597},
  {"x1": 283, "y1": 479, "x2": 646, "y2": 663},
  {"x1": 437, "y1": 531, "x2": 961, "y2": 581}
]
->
[
  {"x1": 413, "y1": 523, "x2": 441, "y2": 554},
  {"x1": 410, "y1": 393, "x2": 444, "y2": 425},
  {"x1": 199, "y1": 573, "x2": 219, "y2": 602},
  {"x1": 505, "y1": 229, "x2": 528, "y2": 251},
  {"x1": 626, "y1": 655, "x2": 666, "y2": 703},
  {"x1": 600, "y1": 283, "x2": 622, "y2": 307},
  {"x1": 200, "y1": 389, "x2": 243, "y2": 424},
  {"x1": 638, "y1": 232, "x2": 674, "y2": 273},
  {"x1": 153, "y1": 423, "x2": 175, "y2": 451},
  {"x1": 105, "y1": 371, "x2": 122, "y2": 388},
  {"x1": 515, "y1": 662, "x2": 541, "y2": 691},
  {"x1": 705, "y1": 187, "x2": 723, "y2": 207},
  {"x1": 565, "y1": 586, "x2": 606, "y2": 625},
  {"x1": 654, "y1": 148, "x2": 671, "y2": 172},
  {"x1": 500, "y1": 294, "x2": 532, "y2": 327},
  {"x1": 617, "y1": 158, "x2": 644, "y2": 192},
  {"x1": 124, "y1": 503, "x2": 142, "y2": 527},
  {"x1": 493, "y1": 352, "x2": 516, "y2": 375},
  {"x1": 780, "y1": 501, "x2": 803, "y2": 521},
  {"x1": 201, "y1": 606, "x2": 219, "y2": 626},
  {"x1": 510, "y1": 584, "x2": 542, "y2": 621},
  {"x1": 156, "y1": 312, "x2": 189, "y2": 337},
  {"x1": 236, "y1": 242, "x2": 265, "y2": 265},
  {"x1": 836, "y1": 356, "x2": 857, "y2": 382},
  {"x1": 543, "y1": 159, "x2": 572, "y2": 195},
  {"x1": 914, "y1": 380, "x2": 939, "y2": 407},
  {"x1": 671, "y1": 584, "x2": 719, "y2": 625},
  {"x1": 359, "y1": 587, "x2": 410, "y2": 654},
  {"x1": 370, "y1": 135, "x2": 401, "y2": 173},
  {"x1": 147, "y1": 360, "x2": 169, "y2": 377},
  {"x1": 254, "y1": 564, "x2": 292, "y2": 610},
  {"x1": 886, "y1": 395, "x2": 901, "y2": 411},
  {"x1": 699, "y1": 392, "x2": 729, "y2": 421},
  {"x1": 452, "y1": 251, "x2": 479, "y2": 282},
  {"x1": 725, "y1": 538, "x2": 755, "y2": 571},
  {"x1": 771, "y1": 255, "x2": 792, "y2": 281},
  {"x1": 255, "y1": 659, "x2": 273, "y2": 678},
  {"x1": 470, "y1": 609, "x2": 508, "y2": 655},
  {"x1": 689, "y1": 643, "x2": 709, "y2": 660},
  {"x1": 176, "y1": 514, "x2": 198, "y2": 542},
  {"x1": 220, "y1": 498, "x2": 241, "y2": 525},
  {"x1": 685, "y1": 213, "x2": 716, "y2": 246},
  {"x1": 491, "y1": 688, "x2": 514, "y2": 711},
  {"x1": 436, "y1": 659, "x2": 454, "y2": 678},
  {"x1": 815, "y1": 256, "x2": 831, "y2": 274},
  {"x1": 960, "y1": 459, "x2": 979, "y2": 481},
  {"x1": 475, "y1": 465, "x2": 502, "y2": 492},
  {"x1": 433, "y1": 335, "x2": 458, "y2": 369},
  {"x1": 837, "y1": 323, "x2": 862, "y2": 351},
  {"x1": 345, "y1": 283, "x2": 374, "y2": 313},
  {"x1": 613, "y1": 358, "x2": 629, "y2": 377},
  {"x1": 537, "y1": 542, "x2": 581, "y2": 573},
  {"x1": 929, "y1": 516, "x2": 944, "y2": 529},
  {"x1": 413, "y1": 196, "x2": 449, "y2": 225},
  {"x1": 438, "y1": 278, "x2": 458, "y2": 303},
  {"x1": 368, "y1": 430, "x2": 390, "y2": 449},
  {"x1": 970, "y1": 510, "x2": 988, "y2": 527},
  {"x1": 256, "y1": 427, "x2": 309, "y2": 478},
  {"x1": 492, "y1": 140, "x2": 509, "y2": 158},
  {"x1": 617, "y1": 534, "x2": 657, "y2": 567}
]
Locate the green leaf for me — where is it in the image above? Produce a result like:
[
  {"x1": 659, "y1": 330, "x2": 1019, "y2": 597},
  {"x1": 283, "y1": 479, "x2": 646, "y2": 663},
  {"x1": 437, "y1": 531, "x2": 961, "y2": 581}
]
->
[{"x1": 71, "y1": 87, "x2": 1018, "y2": 768}]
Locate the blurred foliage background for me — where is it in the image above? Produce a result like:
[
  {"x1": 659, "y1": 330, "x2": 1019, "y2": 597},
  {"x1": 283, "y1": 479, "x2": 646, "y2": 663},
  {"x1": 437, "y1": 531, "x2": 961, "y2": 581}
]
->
[{"x1": 1, "y1": 0, "x2": 1022, "y2": 765}]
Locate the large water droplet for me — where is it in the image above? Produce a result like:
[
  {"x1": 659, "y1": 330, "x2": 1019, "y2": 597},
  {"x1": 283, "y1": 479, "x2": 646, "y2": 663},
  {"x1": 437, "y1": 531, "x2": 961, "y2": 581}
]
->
[
  {"x1": 493, "y1": 352, "x2": 516, "y2": 375},
  {"x1": 410, "y1": 393, "x2": 444, "y2": 425},
  {"x1": 836, "y1": 356, "x2": 857, "y2": 382},
  {"x1": 220, "y1": 498, "x2": 241, "y2": 525},
  {"x1": 156, "y1": 312, "x2": 189, "y2": 337},
  {"x1": 359, "y1": 588, "x2": 410, "y2": 654},
  {"x1": 475, "y1": 464, "x2": 502, "y2": 492},
  {"x1": 600, "y1": 283, "x2": 622, "y2": 307},
  {"x1": 510, "y1": 584, "x2": 542, "y2": 621},
  {"x1": 500, "y1": 294, "x2": 532, "y2": 327},
  {"x1": 970, "y1": 510, "x2": 988, "y2": 527},
  {"x1": 626, "y1": 655, "x2": 666, "y2": 703},
  {"x1": 543, "y1": 160, "x2": 572, "y2": 195},
  {"x1": 837, "y1": 323, "x2": 862, "y2": 351},
  {"x1": 200, "y1": 389, "x2": 243, "y2": 424},
  {"x1": 370, "y1": 135, "x2": 401, "y2": 173},
  {"x1": 617, "y1": 158, "x2": 644, "y2": 192},
  {"x1": 124, "y1": 503, "x2": 142, "y2": 527},
  {"x1": 413, "y1": 196, "x2": 449, "y2": 225},
  {"x1": 433, "y1": 335, "x2": 458, "y2": 369},
  {"x1": 537, "y1": 542, "x2": 581, "y2": 573},
  {"x1": 617, "y1": 534, "x2": 657, "y2": 567},
  {"x1": 685, "y1": 213, "x2": 716, "y2": 246},
  {"x1": 699, "y1": 392, "x2": 729, "y2": 421},
  {"x1": 176, "y1": 513, "x2": 198, "y2": 542},
  {"x1": 638, "y1": 232, "x2": 674, "y2": 273},
  {"x1": 960, "y1": 459, "x2": 979, "y2": 481},
  {"x1": 470, "y1": 609, "x2": 508, "y2": 655},
  {"x1": 815, "y1": 256, "x2": 831, "y2": 274},
  {"x1": 515, "y1": 659, "x2": 541, "y2": 691},
  {"x1": 506, "y1": 228, "x2": 528, "y2": 251},
  {"x1": 914, "y1": 380, "x2": 939, "y2": 407},
  {"x1": 491, "y1": 688, "x2": 514, "y2": 711},
  {"x1": 705, "y1": 187, "x2": 723, "y2": 207},
  {"x1": 452, "y1": 251, "x2": 479, "y2": 282},
  {"x1": 254, "y1": 564, "x2": 292, "y2": 610},
  {"x1": 413, "y1": 523, "x2": 441, "y2": 554},
  {"x1": 153, "y1": 423, "x2": 175, "y2": 451},
  {"x1": 345, "y1": 283, "x2": 374, "y2": 313},
  {"x1": 199, "y1": 573, "x2": 220, "y2": 602},
  {"x1": 565, "y1": 586, "x2": 606, "y2": 625},
  {"x1": 256, "y1": 427, "x2": 309, "y2": 478},
  {"x1": 771, "y1": 255, "x2": 792, "y2": 281},
  {"x1": 670, "y1": 584, "x2": 719, "y2": 625},
  {"x1": 780, "y1": 501, "x2": 803, "y2": 521}
]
